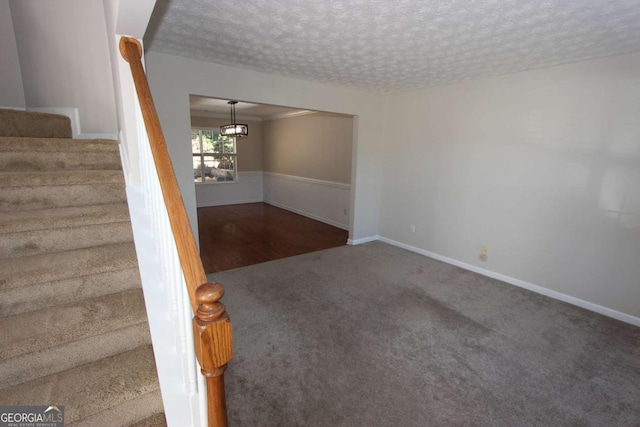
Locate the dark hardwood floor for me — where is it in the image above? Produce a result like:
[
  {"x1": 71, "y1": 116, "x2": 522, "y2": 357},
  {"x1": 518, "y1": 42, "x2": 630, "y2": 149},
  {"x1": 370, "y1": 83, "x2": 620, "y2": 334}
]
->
[{"x1": 198, "y1": 203, "x2": 349, "y2": 273}]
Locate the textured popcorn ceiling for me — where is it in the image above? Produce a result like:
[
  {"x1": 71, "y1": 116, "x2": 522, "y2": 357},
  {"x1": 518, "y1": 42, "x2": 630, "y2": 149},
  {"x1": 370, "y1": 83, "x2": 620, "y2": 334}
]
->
[{"x1": 146, "y1": 0, "x2": 640, "y2": 93}]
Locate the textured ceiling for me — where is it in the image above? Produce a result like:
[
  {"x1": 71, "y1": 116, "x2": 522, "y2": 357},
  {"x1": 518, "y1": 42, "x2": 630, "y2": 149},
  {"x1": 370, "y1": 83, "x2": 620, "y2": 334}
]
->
[{"x1": 146, "y1": 0, "x2": 640, "y2": 93}]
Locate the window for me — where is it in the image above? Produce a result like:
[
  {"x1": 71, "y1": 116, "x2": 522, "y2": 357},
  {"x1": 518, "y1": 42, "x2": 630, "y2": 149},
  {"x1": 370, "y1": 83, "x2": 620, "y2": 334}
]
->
[{"x1": 191, "y1": 129, "x2": 237, "y2": 183}]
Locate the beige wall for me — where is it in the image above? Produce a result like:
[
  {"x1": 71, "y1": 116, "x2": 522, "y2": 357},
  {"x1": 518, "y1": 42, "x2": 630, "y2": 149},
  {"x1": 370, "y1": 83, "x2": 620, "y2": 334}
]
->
[
  {"x1": 0, "y1": 0, "x2": 25, "y2": 108},
  {"x1": 190, "y1": 116, "x2": 263, "y2": 172},
  {"x1": 263, "y1": 113, "x2": 353, "y2": 184},
  {"x1": 380, "y1": 52, "x2": 640, "y2": 320},
  {"x1": 10, "y1": 0, "x2": 117, "y2": 133}
]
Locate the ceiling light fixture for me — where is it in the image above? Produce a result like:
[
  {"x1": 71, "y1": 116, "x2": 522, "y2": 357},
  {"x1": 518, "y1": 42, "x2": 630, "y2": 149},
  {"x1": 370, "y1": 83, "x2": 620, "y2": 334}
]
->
[{"x1": 220, "y1": 101, "x2": 248, "y2": 138}]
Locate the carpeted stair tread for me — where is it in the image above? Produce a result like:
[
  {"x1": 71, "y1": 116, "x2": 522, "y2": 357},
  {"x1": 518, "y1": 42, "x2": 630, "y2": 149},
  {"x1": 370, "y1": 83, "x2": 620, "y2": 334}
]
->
[
  {"x1": 0, "y1": 150, "x2": 122, "y2": 172},
  {"x1": 127, "y1": 411, "x2": 167, "y2": 427},
  {"x1": 0, "y1": 204, "x2": 133, "y2": 260},
  {"x1": 0, "y1": 109, "x2": 71, "y2": 138},
  {"x1": 0, "y1": 136, "x2": 119, "y2": 152},
  {"x1": 0, "y1": 181, "x2": 127, "y2": 211},
  {"x1": 0, "y1": 267, "x2": 141, "y2": 318},
  {"x1": 0, "y1": 170, "x2": 124, "y2": 187},
  {"x1": 0, "y1": 217, "x2": 133, "y2": 259},
  {"x1": 0, "y1": 203, "x2": 130, "y2": 234},
  {"x1": 0, "y1": 289, "x2": 148, "y2": 362},
  {"x1": 0, "y1": 242, "x2": 138, "y2": 290},
  {"x1": 71, "y1": 390, "x2": 165, "y2": 427},
  {"x1": 0, "y1": 345, "x2": 160, "y2": 424},
  {"x1": 0, "y1": 322, "x2": 152, "y2": 388}
]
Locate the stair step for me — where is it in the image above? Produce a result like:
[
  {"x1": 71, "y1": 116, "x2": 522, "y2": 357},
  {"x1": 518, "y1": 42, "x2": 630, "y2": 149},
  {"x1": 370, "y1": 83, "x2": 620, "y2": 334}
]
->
[
  {"x1": 0, "y1": 266, "x2": 141, "y2": 318},
  {"x1": 1, "y1": 325, "x2": 151, "y2": 388},
  {"x1": 128, "y1": 412, "x2": 167, "y2": 427},
  {"x1": 73, "y1": 390, "x2": 165, "y2": 427},
  {"x1": 0, "y1": 170, "x2": 124, "y2": 187},
  {"x1": 0, "y1": 137, "x2": 119, "y2": 153},
  {"x1": 0, "y1": 181, "x2": 126, "y2": 211},
  {"x1": 0, "y1": 203, "x2": 130, "y2": 234},
  {"x1": 1, "y1": 289, "x2": 148, "y2": 362},
  {"x1": 0, "y1": 150, "x2": 122, "y2": 171},
  {"x1": 0, "y1": 109, "x2": 72, "y2": 138},
  {"x1": 0, "y1": 137, "x2": 122, "y2": 172},
  {"x1": 0, "y1": 242, "x2": 138, "y2": 291},
  {"x1": 0, "y1": 290, "x2": 151, "y2": 387},
  {"x1": 0, "y1": 204, "x2": 133, "y2": 259},
  {"x1": 0, "y1": 345, "x2": 160, "y2": 424},
  {"x1": 0, "y1": 216, "x2": 133, "y2": 259}
]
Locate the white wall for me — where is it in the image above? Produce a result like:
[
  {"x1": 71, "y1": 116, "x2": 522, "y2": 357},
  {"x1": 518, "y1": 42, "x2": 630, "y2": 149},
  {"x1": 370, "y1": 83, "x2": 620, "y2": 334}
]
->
[
  {"x1": 145, "y1": 51, "x2": 385, "y2": 243},
  {"x1": 10, "y1": 0, "x2": 118, "y2": 134},
  {"x1": 0, "y1": 0, "x2": 25, "y2": 108},
  {"x1": 380, "y1": 52, "x2": 640, "y2": 322}
]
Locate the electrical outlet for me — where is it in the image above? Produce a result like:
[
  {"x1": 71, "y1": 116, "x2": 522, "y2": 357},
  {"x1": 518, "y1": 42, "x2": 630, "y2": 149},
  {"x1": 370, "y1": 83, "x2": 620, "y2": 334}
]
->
[
  {"x1": 410, "y1": 224, "x2": 416, "y2": 233},
  {"x1": 479, "y1": 245, "x2": 488, "y2": 261}
]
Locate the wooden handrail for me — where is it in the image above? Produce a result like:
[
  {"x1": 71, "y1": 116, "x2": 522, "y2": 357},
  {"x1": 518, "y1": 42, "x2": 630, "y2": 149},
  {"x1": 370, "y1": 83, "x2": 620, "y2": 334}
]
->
[{"x1": 119, "y1": 36, "x2": 232, "y2": 427}]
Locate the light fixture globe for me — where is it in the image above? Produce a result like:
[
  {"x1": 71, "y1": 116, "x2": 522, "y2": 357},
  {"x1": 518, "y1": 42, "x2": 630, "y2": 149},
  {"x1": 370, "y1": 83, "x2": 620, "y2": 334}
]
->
[{"x1": 220, "y1": 101, "x2": 248, "y2": 138}]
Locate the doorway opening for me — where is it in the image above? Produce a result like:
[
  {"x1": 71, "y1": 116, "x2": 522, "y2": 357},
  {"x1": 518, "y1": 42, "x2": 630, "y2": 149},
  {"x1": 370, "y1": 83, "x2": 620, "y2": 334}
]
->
[{"x1": 190, "y1": 95, "x2": 354, "y2": 273}]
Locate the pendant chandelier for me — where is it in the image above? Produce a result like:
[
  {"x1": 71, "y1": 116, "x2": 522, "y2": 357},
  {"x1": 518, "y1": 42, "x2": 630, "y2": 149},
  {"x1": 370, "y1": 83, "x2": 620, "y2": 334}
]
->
[{"x1": 220, "y1": 101, "x2": 248, "y2": 138}]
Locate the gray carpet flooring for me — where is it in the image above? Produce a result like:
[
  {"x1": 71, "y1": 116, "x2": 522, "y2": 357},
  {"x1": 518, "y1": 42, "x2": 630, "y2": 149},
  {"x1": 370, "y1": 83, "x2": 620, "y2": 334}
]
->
[{"x1": 209, "y1": 242, "x2": 640, "y2": 426}]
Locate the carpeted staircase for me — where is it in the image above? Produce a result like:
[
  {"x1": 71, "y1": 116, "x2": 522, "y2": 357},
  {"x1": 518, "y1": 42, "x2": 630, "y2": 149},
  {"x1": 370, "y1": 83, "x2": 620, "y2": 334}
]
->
[{"x1": 0, "y1": 109, "x2": 166, "y2": 426}]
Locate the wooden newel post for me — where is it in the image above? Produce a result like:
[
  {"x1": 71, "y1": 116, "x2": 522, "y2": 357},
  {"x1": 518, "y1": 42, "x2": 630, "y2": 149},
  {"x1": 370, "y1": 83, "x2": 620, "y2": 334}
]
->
[{"x1": 193, "y1": 283, "x2": 233, "y2": 427}]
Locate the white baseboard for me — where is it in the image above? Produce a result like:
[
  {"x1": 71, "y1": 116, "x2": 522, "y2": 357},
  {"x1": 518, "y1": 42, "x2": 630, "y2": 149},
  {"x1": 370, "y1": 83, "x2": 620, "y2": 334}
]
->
[
  {"x1": 264, "y1": 199, "x2": 349, "y2": 230},
  {"x1": 0, "y1": 106, "x2": 26, "y2": 110},
  {"x1": 197, "y1": 197, "x2": 263, "y2": 208},
  {"x1": 374, "y1": 236, "x2": 640, "y2": 327},
  {"x1": 347, "y1": 235, "x2": 379, "y2": 245}
]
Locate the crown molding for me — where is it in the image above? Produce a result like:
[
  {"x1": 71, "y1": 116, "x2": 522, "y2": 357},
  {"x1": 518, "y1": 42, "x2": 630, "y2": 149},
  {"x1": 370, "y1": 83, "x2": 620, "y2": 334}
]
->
[
  {"x1": 262, "y1": 110, "x2": 316, "y2": 121},
  {"x1": 190, "y1": 110, "x2": 263, "y2": 121}
]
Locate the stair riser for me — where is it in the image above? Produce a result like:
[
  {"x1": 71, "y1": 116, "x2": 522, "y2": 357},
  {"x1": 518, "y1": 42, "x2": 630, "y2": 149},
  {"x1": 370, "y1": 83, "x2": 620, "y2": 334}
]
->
[
  {"x1": 0, "y1": 151, "x2": 122, "y2": 171},
  {"x1": 75, "y1": 391, "x2": 165, "y2": 427},
  {"x1": 0, "y1": 137, "x2": 121, "y2": 153},
  {"x1": 0, "y1": 184, "x2": 126, "y2": 211},
  {"x1": 0, "y1": 109, "x2": 72, "y2": 139},
  {"x1": 0, "y1": 267, "x2": 141, "y2": 318},
  {"x1": 0, "y1": 204, "x2": 131, "y2": 234},
  {"x1": 0, "y1": 322, "x2": 152, "y2": 387},
  {"x1": 0, "y1": 222, "x2": 133, "y2": 259},
  {"x1": 1, "y1": 290, "x2": 148, "y2": 362},
  {"x1": 0, "y1": 242, "x2": 138, "y2": 291}
]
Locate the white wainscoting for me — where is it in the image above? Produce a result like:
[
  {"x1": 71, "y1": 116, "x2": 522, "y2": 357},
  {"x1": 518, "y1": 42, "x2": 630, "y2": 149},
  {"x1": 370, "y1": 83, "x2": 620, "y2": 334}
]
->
[
  {"x1": 263, "y1": 172, "x2": 350, "y2": 230},
  {"x1": 195, "y1": 171, "x2": 264, "y2": 207}
]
